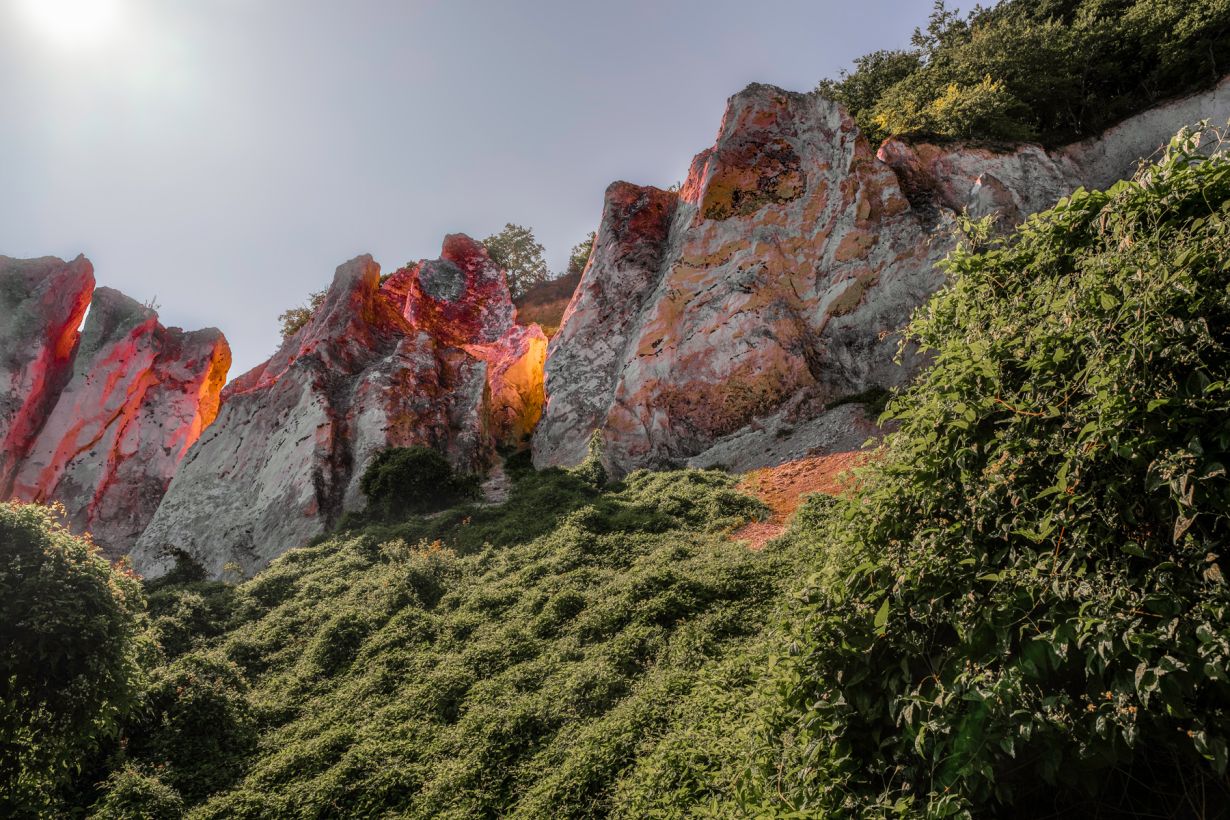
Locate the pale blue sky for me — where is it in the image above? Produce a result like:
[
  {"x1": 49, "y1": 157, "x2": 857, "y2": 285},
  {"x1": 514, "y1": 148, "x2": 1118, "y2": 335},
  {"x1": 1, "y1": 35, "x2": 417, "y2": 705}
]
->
[{"x1": 1, "y1": 0, "x2": 935, "y2": 376}]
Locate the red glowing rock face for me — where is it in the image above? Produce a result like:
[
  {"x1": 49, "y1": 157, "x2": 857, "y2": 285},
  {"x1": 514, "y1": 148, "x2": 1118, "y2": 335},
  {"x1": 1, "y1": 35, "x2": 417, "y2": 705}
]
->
[
  {"x1": 0, "y1": 258, "x2": 231, "y2": 557},
  {"x1": 0, "y1": 255, "x2": 94, "y2": 496},
  {"x1": 534, "y1": 78, "x2": 1230, "y2": 476},
  {"x1": 133, "y1": 242, "x2": 544, "y2": 579},
  {"x1": 396, "y1": 233, "x2": 517, "y2": 347},
  {"x1": 10, "y1": 288, "x2": 230, "y2": 556},
  {"x1": 391, "y1": 234, "x2": 546, "y2": 448}
]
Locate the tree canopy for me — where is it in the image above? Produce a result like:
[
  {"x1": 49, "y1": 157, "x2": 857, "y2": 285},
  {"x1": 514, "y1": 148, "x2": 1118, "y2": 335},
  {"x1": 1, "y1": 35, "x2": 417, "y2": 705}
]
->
[
  {"x1": 482, "y1": 223, "x2": 551, "y2": 299},
  {"x1": 818, "y1": 0, "x2": 1230, "y2": 144},
  {"x1": 0, "y1": 503, "x2": 147, "y2": 815},
  {"x1": 567, "y1": 231, "x2": 596, "y2": 276}
]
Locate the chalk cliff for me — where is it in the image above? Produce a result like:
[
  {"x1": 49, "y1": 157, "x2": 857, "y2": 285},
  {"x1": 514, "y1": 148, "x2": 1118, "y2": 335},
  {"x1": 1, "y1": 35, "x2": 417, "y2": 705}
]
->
[
  {"x1": 533, "y1": 76, "x2": 1230, "y2": 475},
  {"x1": 132, "y1": 237, "x2": 545, "y2": 578},
  {"x1": 0, "y1": 257, "x2": 229, "y2": 556}
]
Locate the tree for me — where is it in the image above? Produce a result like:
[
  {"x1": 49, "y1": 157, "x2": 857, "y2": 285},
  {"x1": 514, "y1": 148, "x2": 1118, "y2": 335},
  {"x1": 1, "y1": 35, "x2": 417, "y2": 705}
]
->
[
  {"x1": 0, "y1": 503, "x2": 147, "y2": 815},
  {"x1": 482, "y1": 223, "x2": 550, "y2": 298},
  {"x1": 277, "y1": 289, "x2": 325, "y2": 340},
  {"x1": 567, "y1": 232, "x2": 597, "y2": 276},
  {"x1": 817, "y1": 0, "x2": 1230, "y2": 145}
]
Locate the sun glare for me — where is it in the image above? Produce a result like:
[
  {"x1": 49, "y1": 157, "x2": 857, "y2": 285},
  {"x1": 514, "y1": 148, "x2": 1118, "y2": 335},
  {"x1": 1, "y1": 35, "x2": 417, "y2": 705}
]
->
[{"x1": 15, "y1": 0, "x2": 126, "y2": 49}]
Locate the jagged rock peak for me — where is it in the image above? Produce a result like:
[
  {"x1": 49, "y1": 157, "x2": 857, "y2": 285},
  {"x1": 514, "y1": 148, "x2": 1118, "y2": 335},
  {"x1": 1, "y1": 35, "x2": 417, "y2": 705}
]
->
[
  {"x1": 387, "y1": 234, "x2": 547, "y2": 449},
  {"x1": 133, "y1": 241, "x2": 547, "y2": 579},
  {"x1": 384, "y1": 233, "x2": 516, "y2": 346},
  {"x1": 0, "y1": 256, "x2": 230, "y2": 557},
  {"x1": 10, "y1": 286, "x2": 230, "y2": 556},
  {"x1": 0, "y1": 255, "x2": 95, "y2": 496},
  {"x1": 534, "y1": 81, "x2": 932, "y2": 474},
  {"x1": 533, "y1": 73, "x2": 1230, "y2": 477}
]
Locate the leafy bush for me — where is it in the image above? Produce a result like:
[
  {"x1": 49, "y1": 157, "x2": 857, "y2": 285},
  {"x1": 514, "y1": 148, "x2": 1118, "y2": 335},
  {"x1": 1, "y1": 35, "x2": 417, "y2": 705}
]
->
[
  {"x1": 359, "y1": 446, "x2": 480, "y2": 520},
  {"x1": 820, "y1": 0, "x2": 1230, "y2": 144},
  {"x1": 743, "y1": 130, "x2": 1230, "y2": 815},
  {"x1": 89, "y1": 766, "x2": 184, "y2": 820},
  {"x1": 123, "y1": 652, "x2": 257, "y2": 802},
  {"x1": 276, "y1": 289, "x2": 325, "y2": 340},
  {"x1": 145, "y1": 582, "x2": 238, "y2": 660},
  {"x1": 0, "y1": 503, "x2": 146, "y2": 815}
]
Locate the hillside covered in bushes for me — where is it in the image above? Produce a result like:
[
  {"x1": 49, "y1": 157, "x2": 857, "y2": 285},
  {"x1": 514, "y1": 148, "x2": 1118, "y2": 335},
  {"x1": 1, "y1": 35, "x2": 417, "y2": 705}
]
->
[
  {"x1": 819, "y1": 0, "x2": 1230, "y2": 143},
  {"x1": 6, "y1": 125, "x2": 1230, "y2": 818}
]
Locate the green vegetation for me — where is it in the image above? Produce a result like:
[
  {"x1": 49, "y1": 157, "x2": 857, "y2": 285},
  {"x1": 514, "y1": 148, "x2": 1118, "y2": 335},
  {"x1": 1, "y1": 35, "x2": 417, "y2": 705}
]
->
[
  {"x1": 819, "y1": 0, "x2": 1230, "y2": 144},
  {"x1": 65, "y1": 451, "x2": 804, "y2": 817},
  {"x1": 482, "y1": 223, "x2": 551, "y2": 299},
  {"x1": 626, "y1": 128, "x2": 1230, "y2": 816},
  {"x1": 356, "y1": 445, "x2": 481, "y2": 521},
  {"x1": 89, "y1": 767, "x2": 185, "y2": 820},
  {"x1": 276, "y1": 289, "x2": 325, "y2": 340},
  {"x1": 0, "y1": 503, "x2": 147, "y2": 816},
  {"x1": 567, "y1": 231, "x2": 596, "y2": 276}
]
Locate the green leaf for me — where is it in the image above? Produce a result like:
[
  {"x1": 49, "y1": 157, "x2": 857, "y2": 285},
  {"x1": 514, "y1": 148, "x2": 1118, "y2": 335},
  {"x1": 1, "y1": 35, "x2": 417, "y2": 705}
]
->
[{"x1": 873, "y1": 597, "x2": 890, "y2": 631}]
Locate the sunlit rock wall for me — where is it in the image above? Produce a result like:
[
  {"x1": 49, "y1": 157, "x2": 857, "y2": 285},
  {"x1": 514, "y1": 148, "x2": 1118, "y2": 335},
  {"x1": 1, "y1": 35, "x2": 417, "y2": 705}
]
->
[{"x1": 535, "y1": 77, "x2": 1230, "y2": 476}]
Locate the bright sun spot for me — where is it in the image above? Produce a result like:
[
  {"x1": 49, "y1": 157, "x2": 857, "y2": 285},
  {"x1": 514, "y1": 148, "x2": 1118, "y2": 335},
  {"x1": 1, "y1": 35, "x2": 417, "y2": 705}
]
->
[{"x1": 15, "y1": 0, "x2": 127, "y2": 49}]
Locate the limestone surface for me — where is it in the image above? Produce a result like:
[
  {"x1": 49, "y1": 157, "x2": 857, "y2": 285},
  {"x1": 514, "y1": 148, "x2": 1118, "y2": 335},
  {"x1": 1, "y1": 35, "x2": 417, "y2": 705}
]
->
[
  {"x1": 10, "y1": 288, "x2": 230, "y2": 556},
  {"x1": 534, "y1": 77, "x2": 1230, "y2": 476},
  {"x1": 134, "y1": 238, "x2": 547, "y2": 579},
  {"x1": 1, "y1": 257, "x2": 228, "y2": 557},
  {"x1": 535, "y1": 85, "x2": 945, "y2": 473},
  {"x1": 0, "y1": 255, "x2": 94, "y2": 495}
]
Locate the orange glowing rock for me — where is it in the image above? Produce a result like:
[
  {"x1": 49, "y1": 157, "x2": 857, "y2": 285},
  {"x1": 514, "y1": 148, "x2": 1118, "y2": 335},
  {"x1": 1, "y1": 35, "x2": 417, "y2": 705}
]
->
[
  {"x1": 134, "y1": 240, "x2": 546, "y2": 579},
  {"x1": 389, "y1": 234, "x2": 547, "y2": 449},
  {"x1": 0, "y1": 255, "x2": 94, "y2": 495},
  {"x1": 0, "y1": 258, "x2": 231, "y2": 557},
  {"x1": 10, "y1": 288, "x2": 230, "y2": 556}
]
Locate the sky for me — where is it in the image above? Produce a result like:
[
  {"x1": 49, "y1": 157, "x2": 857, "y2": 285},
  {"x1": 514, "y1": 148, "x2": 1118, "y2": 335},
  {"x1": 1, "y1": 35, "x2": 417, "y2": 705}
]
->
[{"x1": 0, "y1": 0, "x2": 934, "y2": 377}]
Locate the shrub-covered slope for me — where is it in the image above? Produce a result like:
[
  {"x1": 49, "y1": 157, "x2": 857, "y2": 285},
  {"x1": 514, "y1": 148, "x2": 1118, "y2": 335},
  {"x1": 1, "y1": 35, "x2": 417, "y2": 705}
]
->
[
  {"x1": 626, "y1": 128, "x2": 1230, "y2": 817},
  {"x1": 99, "y1": 457, "x2": 805, "y2": 818}
]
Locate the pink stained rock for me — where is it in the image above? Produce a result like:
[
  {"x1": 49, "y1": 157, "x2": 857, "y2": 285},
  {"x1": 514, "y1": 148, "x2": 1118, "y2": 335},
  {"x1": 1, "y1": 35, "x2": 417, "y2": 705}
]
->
[
  {"x1": 131, "y1": 254, "x2": 497, "y2": 579},
  {"x1": 10, "y1": 287, "x2": 230, "y2": 557},
  {"x1": 398, "y1": 233, "x2": 517, "y2": 347},
  {"x1": 0, "y1": 255, "x2": 94, "y2": 495},
  {"x1": 534, "y1": 84, "x2": 941, "y2": 474},
  {"x1": 392, "y1": 234, "x2": 547, "y2": 449},
  {"x1": 534, "y1": 78, "x2": 1230, "y2": 477}
]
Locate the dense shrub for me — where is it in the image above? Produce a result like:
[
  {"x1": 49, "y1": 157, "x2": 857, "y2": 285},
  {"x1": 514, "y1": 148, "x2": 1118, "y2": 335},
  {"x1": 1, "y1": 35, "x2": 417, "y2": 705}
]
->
[
  {"x1": 145, "y1": 581, "x2": 238, "y2": 660},
  {"x1": 739, "y1": 130, "x2": 1230, "y2": 815},
  {"x1": 359, "y1": 446, "x2": 480, "y2": 520},
  {"x1": 0, "y1": 503, "x2": 146, "y2": 815},
  {"x1": 89, "y1": 767, "x2": 184, "y2": 820},
  {"x1": 115, "y1": 466, "x2": 791, "y2": 817},
  {"x1": 123, "y1": 652, "x2": 257, "y2": 802},
  {"x1": 819, "y1": 0, "x2": 1230, "y2": 144}
]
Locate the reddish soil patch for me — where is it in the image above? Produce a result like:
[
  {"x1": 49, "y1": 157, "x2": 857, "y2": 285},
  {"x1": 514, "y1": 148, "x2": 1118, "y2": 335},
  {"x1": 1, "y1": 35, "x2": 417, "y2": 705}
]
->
[
  {"x1": 732, "y1": 450, "x2": 867, "y2": 549},
  {"x1": 514, "y1": 270, "x2": 581, "y2": 337}
]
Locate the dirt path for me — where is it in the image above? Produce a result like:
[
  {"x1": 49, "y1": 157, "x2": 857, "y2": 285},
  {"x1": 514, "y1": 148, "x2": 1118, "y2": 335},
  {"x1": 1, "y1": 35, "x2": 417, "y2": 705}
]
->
[{"x1": 732, "y1": 450, "x2": 866, "y2": 549}]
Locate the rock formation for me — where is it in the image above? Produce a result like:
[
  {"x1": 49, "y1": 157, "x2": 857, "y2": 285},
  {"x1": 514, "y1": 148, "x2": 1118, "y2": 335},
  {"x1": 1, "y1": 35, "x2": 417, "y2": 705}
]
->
[
  {"x1": 0, "y1": 256, "x2": 230, "y2": 557},
  {"x1": 9, "y1": 288, "x2": 230, "y2": 555},
  {"x1": 388, "y1": 234, "x2": 547, "y2": 448},
  {"x1": 534, "y1": 85, "x2": 944, "y2": 473},
  {"x1": 534, "y1": 76, "x2": 1230, "y2": 476},
  {"x1": 0, "y1": 256, "x2": 94, "y2": 495},
  {"x1": 133, "y1": 236, "x2": 545, "y2": 578}
]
